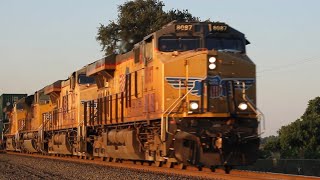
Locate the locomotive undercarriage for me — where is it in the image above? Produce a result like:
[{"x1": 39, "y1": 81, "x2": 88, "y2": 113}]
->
[
  {"x1": 87, "y1": 117, "x2": 259, "y2": 172},
  {"x1": 89, "y1": 120, "x2": 165, "y2": 163},
  {"x1": 20, "y1": 131, "x2": 40, "y2": 153},
  {"x1": 5, "y1": 136, "x2": 17, "y2": 151},
  {"x1": 45, "y1": 128, "x2": 78, "y2": 155},
  {"x1": 172, "y1": 117, "x2": 260, "y2": 172},
  {"x1": 6, "y1": 131, "x2": 41, "y2": 153},
  {"x1": 5, "y1": 117, "x2": 259, "y2": 174}
]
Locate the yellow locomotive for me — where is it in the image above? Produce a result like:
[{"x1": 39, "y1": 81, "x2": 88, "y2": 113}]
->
[
  {"x1": 85, "y1": 21, "x2": 262, "y2": 172},
  {"x1": 43, "y1": 67, "x2": 98, "y2": 155},
  {"x1": 5, "y1": 90, "x2": 52, "y2": 152},
  {"x1": 4, "y1": 21, "x2": 262, "y2": 173}
]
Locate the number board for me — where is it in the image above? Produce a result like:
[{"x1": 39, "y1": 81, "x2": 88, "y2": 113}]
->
[
  {"x1": 210, "y1": 24, "x2": 228, "y2": 32},
  {"x1": 175, "y1": 24, "x2": 193, "y2": 32}
]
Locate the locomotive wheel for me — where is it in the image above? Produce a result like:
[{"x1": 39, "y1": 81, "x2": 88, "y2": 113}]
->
[
  {"x1": 166, "y1": 162, "x2": 173, "y2": 168},
  {"x1": 178, "y1": 163, "x2": 186, "y2": 170},
  {"x1": 210, "y1": 166, "x2": 216, "y2": 172},
  {"x1": 224, "y1": 165, "x2": 232, "y2": 174},
  {"x1": 155, "y1": 161, "x2": 163, "y2": 167}
]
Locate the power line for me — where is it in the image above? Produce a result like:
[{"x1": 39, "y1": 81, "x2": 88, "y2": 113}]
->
[{"x1": 257, "y1": 56, "x2": 320, "y2": 75}]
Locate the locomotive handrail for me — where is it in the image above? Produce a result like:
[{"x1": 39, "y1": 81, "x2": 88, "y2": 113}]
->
[
  {"x1": 241, "y1": 82, "x2": 265, "y2": 135},
  {"x1": 161, "y1": 81, "x2": 197, "y2": 141},
  {"x1": 38, "y1": 124, "x2": 43, "y2": 141},
  {"x1": 15, "y1": 132, "x2": 19, "y2": 142},
  {"x1": 43, "y1": 115, "x2": 52, "y2": 131},
  {"x1": 18, "y1": 120, "x2": 25, "y2": 131},
  {"x1": 37, "y1": 124, "x2": 48, "y2": 153},
  {"x1": 3, "y1": 122, "x2": 10, "y2": 135}
]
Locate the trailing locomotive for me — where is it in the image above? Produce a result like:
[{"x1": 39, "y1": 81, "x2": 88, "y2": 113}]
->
[{"x1": 4, "y1": 21, "x2": 262, "y2": 173}]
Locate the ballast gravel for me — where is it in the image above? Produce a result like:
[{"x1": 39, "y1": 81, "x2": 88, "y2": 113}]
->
[{"x1": 0, "y1": 153, "x2": 206, "y2": 180}]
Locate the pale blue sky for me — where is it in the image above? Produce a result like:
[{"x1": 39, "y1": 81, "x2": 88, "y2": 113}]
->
[{"x1": 1, "y1": 0, "x2": 319, "y2": 136}]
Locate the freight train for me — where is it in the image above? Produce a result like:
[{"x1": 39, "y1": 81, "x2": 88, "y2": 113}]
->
[{"x1": 3, "y1": 21, "x2": 263, "y2": 173}]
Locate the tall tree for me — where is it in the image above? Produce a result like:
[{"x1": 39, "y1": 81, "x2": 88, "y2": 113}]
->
[
  {"x1": 278, "y1": 97, "x2": 320, "y2": 158},
  {"x1": 96, "y1": 0, "x2": 198, "y2": 55},
  {"x1": 259, "y1": 135, "x2": 280, "y2": 159}
]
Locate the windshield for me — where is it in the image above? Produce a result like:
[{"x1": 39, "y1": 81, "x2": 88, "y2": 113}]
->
[
  {"x1": 206, "y1": 37, "x2": 245, "y2": 52},
  {"x1": 159, "y1": 37, "x2": 200, "y2": 52},
  {"x1": 78, "y1": 74, "x2": 95, "y2": 84}
]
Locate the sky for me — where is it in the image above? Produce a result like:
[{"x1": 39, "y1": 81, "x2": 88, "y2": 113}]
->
[{"x1": 1, "y1": 0, "x2": 320, "y2": 137}]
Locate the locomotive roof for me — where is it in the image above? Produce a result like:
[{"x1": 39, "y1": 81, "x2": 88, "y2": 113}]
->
[
  {"x1": 87, "y1": 21, "x2": 248, "y2": 77},
  {"x1": 152, "y1": 21, "x2": 248, "y2": 44}
]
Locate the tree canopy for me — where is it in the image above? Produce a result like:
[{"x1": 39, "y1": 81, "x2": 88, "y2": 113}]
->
[
  {"x1": 278, "y1": 97, "x2": 320, "y2": 158},
  {"x1": 96, "y1": 0, "x2": 198, "y2": 55},
  {"x1": 259, "y1": 135, "x2": 280, "y2": 159},
  {"x1": 261, "y1": 97, "x2": 320, "y2": 159}
]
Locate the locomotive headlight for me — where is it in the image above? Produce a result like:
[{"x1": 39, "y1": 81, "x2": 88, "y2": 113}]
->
[
  {"x1": 238, "y1": 102, "x2": 248, "y2": 110},
  {"x1": 208, "y1": 63, "x2": 216, "y2": 70},
  {"x1": 190, "y1": 102, "x2": 199, "y2": 110},
  {"x1": 208, "y1": 56, "x2": 217, "y2": 70},
  {"x1": 209, "y1": 57, "x2": 216, "y2": 63}
]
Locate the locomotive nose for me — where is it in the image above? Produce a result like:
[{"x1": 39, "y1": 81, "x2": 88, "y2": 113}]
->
[
  {"x1": 173, "y1": 130, "x2": 260, "y2": 167},
  {"x1": 173, "y1": 131, "x2": 223, "y2": 167}
]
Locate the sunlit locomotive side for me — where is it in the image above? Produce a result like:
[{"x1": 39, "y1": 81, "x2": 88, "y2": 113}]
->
[
  {"x1": 3, "y1": 21, "x2": 261, "y2": 173},
  {"x1": 86, "y1": 21, "x2": 262, "y2": 171},
  {"x1": 4, "y1": 97, "x2": 30, "y2": 151},
  {"x1": 43, "y1": 67, "x2": 97, "y2": 155},
  {"x1": 5, "y1": 90, "x2": 52, "y2": 152}
]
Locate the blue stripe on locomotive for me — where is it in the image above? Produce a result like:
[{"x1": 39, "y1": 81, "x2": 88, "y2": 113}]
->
[{"x1": 165, "y1": 76, "x2": 255, "y2": 97}]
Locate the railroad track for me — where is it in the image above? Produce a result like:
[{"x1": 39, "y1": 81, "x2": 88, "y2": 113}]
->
[{"x1": 6, "y1": 152, "x2": 319, "y2": 180}]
